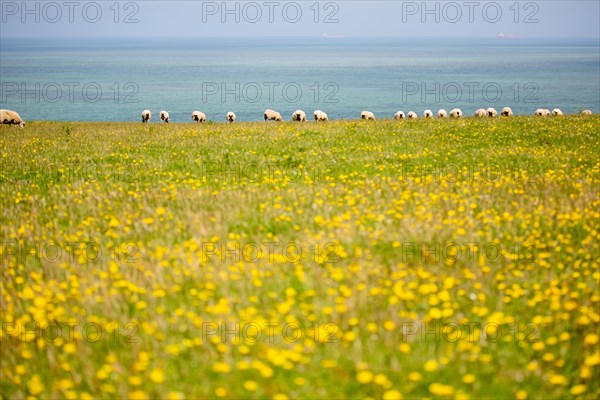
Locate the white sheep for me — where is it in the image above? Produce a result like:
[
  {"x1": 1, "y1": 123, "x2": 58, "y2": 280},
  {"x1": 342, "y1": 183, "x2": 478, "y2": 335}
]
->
[
  {"x1": 361, "y1": 111, "x2": 376, "y2": 120},
  {"x1": 264, "y1": 109, "x2": 282, "y2": 121},
  {"x1": 394, "y1": 111, "x2": 405, "y2": 120},
  {"x1": 141, "y1": 110, "x2": 151, "y2": 123},
  {"x1": 487, "y1": 107, "x2": 498, "y2": 117},
  {"x1": 423, "y1": 110, "x2": 433, "y2": 119},
  {"x1": 0, "y1": 109, "x2": 25, "y2": 127},
  {"x1": 160, "y1": 110, "x2": 169, "y2": 123},
  {"x1": 450, "y1": 108, "x2": 462, "y2": 118},
  {"x1": 192, "y1": 111, "x2": 206, "y2": 122},
  {"x1": 581, "y1": 110, "x2": 593, "y2": 115},
  {"x1": 535, "y1": 109, "x2": 550, "y2": 116},
  {"x1": 407, "y1": 111, "x2": 418, "y2": 120},
  {"x1": 501, "y1": 107, "x2": 513, "y2": 117},
  {"x1": 552, "y1": 108, "x2": 563, "y2": 116},
  {"x1": 226, "y1": 111, "x2": 236, "y2": 123},
  {"x1": 314, "y1": 110, "x2": 328, "y2": 121},
  {"x1": 437, "y1": 109, "x2": 447, "y2": 118},
  {"x1": 292, "y1": 110, "x2": 307, "y2": 122},
  {"x1": 474, "y1": 108, "x2": 486, "y2": 117}
]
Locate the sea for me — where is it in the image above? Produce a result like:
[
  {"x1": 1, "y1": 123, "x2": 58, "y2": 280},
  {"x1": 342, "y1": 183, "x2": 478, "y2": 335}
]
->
[{"x1": 1, "y1": 37, "x2": 599, "y2": 122}]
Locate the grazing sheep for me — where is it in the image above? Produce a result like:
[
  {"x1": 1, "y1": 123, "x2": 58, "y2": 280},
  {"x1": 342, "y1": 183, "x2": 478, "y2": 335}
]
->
[
  {"x1": 450, "y1": 108, "x2": 462, "y2": 118},
  {"x1": 264, "y1": 109, "x2": 282, "y2": 121},
  {"x1": 226, "y1": 111, "x2": 236, "y2": 123},
  {"x1": 192, "y1": 111, "x2": 206, "y2": 122},
  {"x1": 292, "y1": 110, "x2": 307, "y2": 122},
  {"x1": 535, "y1": 109, "x2": 550, "y2": 116},
  {"x1": 423, "y1": 110, "x2": 433, "y2": 119},
  {"x1": 487, "y1": 107, "x2": 498, "y2": 117},
  {"x1": 141, "y1": 110, "x2": 151, "y2": 123},
  {"x1": 437, "y1": 109, "x2": 447, "y2": 118},
  {"x1": 474, "y1": 108, "x2": 486, "y2": 117},
  {"x1": 160, "y1": 111, "x2": 169, "y2": 123},
  {"x1": 552, "y1": 108, "x2": 563, "y2": 116},
  {"x1": 501, "y1": 107, "x2": 513, "y2": 117},
  {"x1": 581, "y1": 109, "x2": 593, "y2": 115},
  {"x1": 314, "y1": 110, "x2": 328, "y2": 121},
  {"x1": 407, "y1": 111, "x2": 418, "y2": 120},
  {"x1": 394, "y1": 111, "x2": 405, "y2": 120},
  {"x1": 0, "y1": 109, "x2": 25, "y2": 127},
  {"x1": 361, "y1": 111, "x2": 376, "y2": 120}
]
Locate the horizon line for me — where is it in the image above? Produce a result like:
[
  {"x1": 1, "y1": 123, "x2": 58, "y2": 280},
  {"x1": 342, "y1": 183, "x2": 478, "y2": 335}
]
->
[{"x1": 2, "y1": 35, "x2": 599, "y2": 40}]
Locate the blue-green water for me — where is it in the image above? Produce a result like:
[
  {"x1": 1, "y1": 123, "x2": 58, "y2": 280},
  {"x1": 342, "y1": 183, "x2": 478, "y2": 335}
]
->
[{"x1": 1, "y1": 37, "x2": 598, "y2": 122}]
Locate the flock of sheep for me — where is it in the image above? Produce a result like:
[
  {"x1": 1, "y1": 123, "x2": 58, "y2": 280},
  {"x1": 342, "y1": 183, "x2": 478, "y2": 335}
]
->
[
  {"x1": 142, "y1": 107, "x2": 594, "y2": 123},
  {"x1": 0, "y1": 107, "x2": 595, "y2": 128},
  {"x1": 142, "y1": 109, "x2": 317, "y2": 123}
]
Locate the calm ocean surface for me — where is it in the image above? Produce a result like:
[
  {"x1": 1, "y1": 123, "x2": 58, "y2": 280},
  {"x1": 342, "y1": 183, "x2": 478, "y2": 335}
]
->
[{"x1": 1, "y1": 37, "x2": 598, "y2": 122}]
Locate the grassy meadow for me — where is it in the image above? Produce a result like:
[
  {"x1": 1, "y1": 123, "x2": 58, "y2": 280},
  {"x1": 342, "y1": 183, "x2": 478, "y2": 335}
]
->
[{"x1": 1, "y1": 116, "x2": 599, "y2": 399}]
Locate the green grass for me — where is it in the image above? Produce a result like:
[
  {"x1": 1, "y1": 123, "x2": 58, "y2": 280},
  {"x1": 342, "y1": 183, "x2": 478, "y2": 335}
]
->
[{"x1": 1, "y1": 116, "x2": 599, "y2": 399}]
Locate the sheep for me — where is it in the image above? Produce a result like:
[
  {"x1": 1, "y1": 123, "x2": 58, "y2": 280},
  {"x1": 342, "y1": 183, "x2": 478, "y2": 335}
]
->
[
  {"x1": 361, "y1": 111, "x2": 376, "y2": 120},
  {"x1": 535, "y1": 109, "x2": 550, "y2": 116},
  {"x1": 437, "y1": 109, "x2": 447, "y2": 118},
  {"x1": 407, "y1": 111, "x2": 418, "y2": 120},
  {"x1": 264, "y1": 109, "x2": 282, "y2": 121},
  {"x1": 314, "y1": 110, "x2": 328, "y2": 121},
  {"x1": 226, "y1": 111, "x2": 236, "y2": 123},
  {"x1": 160, "y1": 110, "x2": 169, "y2": 123},
  {"x1": 552, "y1": 108, "x2": 563, "y2": 116},
  {"x1": 192, "y1": 111, "x2": 206, "y2": 123},
  {"x1": 501, "y1": 107, "x2": 513, "y2": 117},
  {"x1": 292, "y1": 110, "x2": 307, "y2": 122},
  {"x1": 487, "y1": 107, "x2": 498, "y2": 117},
  {"x1": 394, "y1": 111, "x2": 405, "y2": 120},
  {"x1": 0, "y1": 109, "x2": 25, "y2": 127},
  {"x1": 141, "y1": 110, "x2": 151, "y2": 123},
  {"x1": 423, "y1": 110, "x2": 433, "y2": 119},
  {"x1": 474, "y1": 108, "x2": 486, "y2": 117},
  {"x1": 450, "y1": 108, "x2": 462, "y2": 118},
  {"x1": 581, "y1": 110, "x2": 593, "y2": 115}
]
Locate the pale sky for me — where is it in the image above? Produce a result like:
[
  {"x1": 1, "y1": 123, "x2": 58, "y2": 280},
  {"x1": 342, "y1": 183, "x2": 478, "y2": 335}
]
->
[{"x1": 0, "y1": 0, "x2": 599, "y2": 39}]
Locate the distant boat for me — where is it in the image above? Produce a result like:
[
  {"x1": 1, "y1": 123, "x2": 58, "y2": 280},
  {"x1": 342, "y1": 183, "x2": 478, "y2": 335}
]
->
[
  {"x1": 322, "y1": 33, "x2": 344, "y2": 39},
  {"x1": 497, "y1": 33, "x2": 526, "y2": 39}
]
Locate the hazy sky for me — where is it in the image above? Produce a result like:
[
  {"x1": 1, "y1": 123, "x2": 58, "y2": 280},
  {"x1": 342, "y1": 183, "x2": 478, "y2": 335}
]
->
[{"x1": 1, "y1": 0, "x2": 599, "y2": 38}]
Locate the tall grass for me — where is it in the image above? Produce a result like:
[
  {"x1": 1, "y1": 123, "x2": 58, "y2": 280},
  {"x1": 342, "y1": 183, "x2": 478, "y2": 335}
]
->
[{"x1": 1, "y1": 116, "x2": 599, "y2": 399}]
